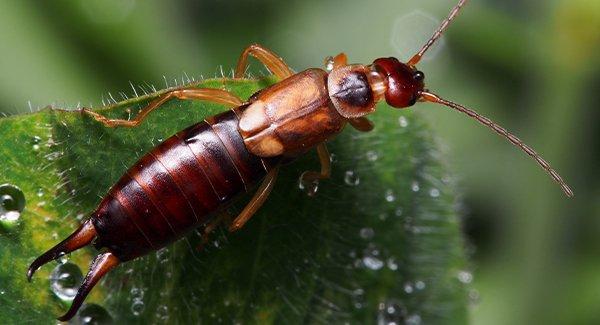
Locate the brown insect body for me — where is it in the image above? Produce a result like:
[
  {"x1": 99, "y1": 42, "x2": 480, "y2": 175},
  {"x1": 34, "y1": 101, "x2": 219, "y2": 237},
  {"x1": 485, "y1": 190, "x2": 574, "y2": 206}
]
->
[
  {"x1": 93, "y1": 109, "x2": 275, "y2": 262},
  {"x1": 28, "y1": 0, "x2": 573, "y2": 321}
]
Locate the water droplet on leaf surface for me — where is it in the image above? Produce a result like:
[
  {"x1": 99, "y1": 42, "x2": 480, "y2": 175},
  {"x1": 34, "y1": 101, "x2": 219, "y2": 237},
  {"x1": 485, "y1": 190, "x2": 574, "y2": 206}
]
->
[
  {"x1": 77, "y1": 303, "x2": 112, "y2": 324},
  {"x1": 344, "y1": 170, "x2": 360, "y2": 186},
  {"x1": 0, "y1": 184, "x2": 25, "y2": 231},
  {"x1": 49, "y1": 262, "x2": 83, "y2": 301}
]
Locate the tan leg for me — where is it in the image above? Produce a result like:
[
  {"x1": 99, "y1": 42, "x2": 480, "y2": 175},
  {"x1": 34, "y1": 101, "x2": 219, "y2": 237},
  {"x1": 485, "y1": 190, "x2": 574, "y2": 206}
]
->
[
  {"x1": 324, "y1": 53, "x2": 348, "y2": 71},
  {"x1": 299, "y1": 143, "x2": 331, "y2": 187},
  {"x1": 349, "y1": 117, "x2": 374, "y2": 132},
  {"x1": 228, "y1": 166, "x2": 280, "y2": 232},
  {"x1": 83, "y1": 88, "x2": 243, "y2": 128},
  {"x1": 196, "y1": 212, "x2": 233, "y2": 250},
  {"x1": 234, "y1": 43, "x2": 294, "y2": 79},
  {"x1": 333, "y1": 53, "x2": 348, "y2": 67}
]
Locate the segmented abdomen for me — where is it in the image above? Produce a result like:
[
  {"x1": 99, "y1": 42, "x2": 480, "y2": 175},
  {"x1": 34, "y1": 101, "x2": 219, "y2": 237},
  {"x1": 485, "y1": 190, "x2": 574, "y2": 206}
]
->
[{"x1": 91, "y1": 109, "x2": 273, "y2": 261}]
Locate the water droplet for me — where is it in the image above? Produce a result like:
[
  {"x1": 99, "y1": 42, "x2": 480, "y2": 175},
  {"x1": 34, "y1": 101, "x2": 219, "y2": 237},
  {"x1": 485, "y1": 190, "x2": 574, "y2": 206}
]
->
[
  {"x1": 457, "y1": 270, "x2": 473, "y2": 284},
  {"x1": 298, "y1": 175, "x2": 319, "y2": 197},
  {"x1": 366, "y1": 150, "x2": 379, "y2": 161},
  {"x1": 398, "y1": 116, "x2": 409, "y2": 128},
  {"x1": 57, "y1": 252, "x2": 69, "y2": 264},
  {"x1": 403, "y1": 282, "x2": 414, "y2": 294},
  {"x1": 411, "y1": 181, "x2": 420, "y2": 192},
  {"x1": 130, "y1": 287, "x2": 144, "y2": 300},
  {"x1": 359, "y1": 227, "x2": 375, "y2": 239},
  {"x1": 352, "y1": 288, "x2": 365, "y2": 309},
  {"x1": 377, "y1": 300, "x2": 406, "y2": 325},
  {"x1": 406, "y1": 314, "x2": 422, "y2": 325},
  {"x1": 385, "y1": 189, "x2": 396, "y2": 202},
  {"x1": 415, "y1": 280, "x2": 426, "y2": 290},
  {"x1": 49, "y1": 262, "x2": 83, "y2": 301},
  {"x1": 77, "y1": 303, "x2": 112, "y2": 324},
  {"x1": 131, "y1": 299, "x2": 145, "y2": 316},
  {"x1": 429, "y1": 188, "x2": 440, "y2": 198},
  {"x1": 31, "y1": 136, "x2": 42, "y2": 151},
  {"x1": 394, "y1": 207, "x2": 403, "y2": 217},
  {"x1": 156, "y1": 305, "x2": 169, "y2": 321},
  {"x1": 468, "y1": 289, "x2": 481, "y2": 306},
  {"x1": 325, "y1": 56, "x2": 335, "y2": 72},
  {"x1": 344, "y1": 170, "x2": 360, "y2": 186},
  {"x1": 387, "y1": 257, "x2": 399, "y2": 271},
  {"x1": 0, "y1": 184, "x2": 25, "y2": 231},
  {"x1": 36, "y1": 188, "x2": 44, "y2": 198},
  {"x1": 156, "y1": 247, "x2": 169, "y2": 264},
  {"x1": 329, "y1": 153, "x2": 338, "y2": 164},
  {"x1": 363, "y1": 246, "x2": 384, "y2": 270}
]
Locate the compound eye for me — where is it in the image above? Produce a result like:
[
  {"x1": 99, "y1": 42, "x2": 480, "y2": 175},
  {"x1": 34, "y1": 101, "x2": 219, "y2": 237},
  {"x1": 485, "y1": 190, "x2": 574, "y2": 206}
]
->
[{"x1": 414, "y1": 70, "x2": 425, "y2": 81}]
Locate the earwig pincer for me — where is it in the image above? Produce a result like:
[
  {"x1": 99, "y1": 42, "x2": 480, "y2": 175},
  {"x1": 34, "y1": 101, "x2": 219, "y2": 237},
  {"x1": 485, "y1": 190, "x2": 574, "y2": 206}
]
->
[{"x1": 27, "y1": 0, "x2": 573, "y2": 320}]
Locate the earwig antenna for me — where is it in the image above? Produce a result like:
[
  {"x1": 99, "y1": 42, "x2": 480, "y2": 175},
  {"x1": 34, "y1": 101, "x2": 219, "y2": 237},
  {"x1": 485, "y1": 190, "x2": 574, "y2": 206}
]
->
[
  {"x1": 408, "y1": 0, "x2": 468, "y2": 66},
  {"x1": 419, "y1": 91, "x2": 574, "y2": 197}
]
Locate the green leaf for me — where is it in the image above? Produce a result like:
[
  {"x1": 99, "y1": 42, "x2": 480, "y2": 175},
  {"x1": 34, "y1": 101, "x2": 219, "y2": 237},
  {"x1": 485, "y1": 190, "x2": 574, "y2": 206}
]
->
[{"x1": 0, "y1": 77, "x2": 469, "y2": 324}]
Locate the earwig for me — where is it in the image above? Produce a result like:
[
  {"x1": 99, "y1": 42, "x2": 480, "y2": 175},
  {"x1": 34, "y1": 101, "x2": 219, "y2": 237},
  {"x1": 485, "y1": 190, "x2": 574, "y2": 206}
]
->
[{"x1": 27, "y1": 0, "x2": 573, "y2": 320}]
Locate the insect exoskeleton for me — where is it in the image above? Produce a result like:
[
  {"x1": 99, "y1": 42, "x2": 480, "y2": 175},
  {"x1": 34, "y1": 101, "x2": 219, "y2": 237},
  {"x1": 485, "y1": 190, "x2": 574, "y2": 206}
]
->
[
  {"x1": 238, "y1": 68, "x2": 346, "y2": 157},
  {"x1": 327, "y1": 64, "x2": 387, "y2": 118}
]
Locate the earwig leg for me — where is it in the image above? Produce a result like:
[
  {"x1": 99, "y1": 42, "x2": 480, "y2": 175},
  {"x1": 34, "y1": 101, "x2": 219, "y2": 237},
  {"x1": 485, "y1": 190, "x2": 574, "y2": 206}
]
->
[
  {"x1": 299, "y1": 143, "x2": 331, "y2": 196},
  {"x1": 349, "y1": 117, "x2": 374, "y2": 132},
  {"x1": 228, "y1": 166, "x2": 280, "y2": 232},
  {"x1": 333, "y1": 53, "x2": 348, "y2": 68},
  {"x1": 197, "y1": 212, "x2": 233, "y2": 250},
  {"x1": 57, "y1": 252, "x2": 119, "y2": 321},
  {"x1": 234, "y1": 44, "x2": 294, "y2": 79},
  {"x1": 27, "y1": 219, "x2": 96, "y2": 282},
  {"x1": 83, "y1": 88, "x2": 243, "y2": 128}
]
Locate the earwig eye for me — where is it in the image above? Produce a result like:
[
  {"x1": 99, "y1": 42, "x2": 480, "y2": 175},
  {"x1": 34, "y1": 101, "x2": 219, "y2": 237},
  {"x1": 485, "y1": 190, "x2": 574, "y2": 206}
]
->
[{"x1": 414, "y1": 71, "x2": 425, "y2": 81}]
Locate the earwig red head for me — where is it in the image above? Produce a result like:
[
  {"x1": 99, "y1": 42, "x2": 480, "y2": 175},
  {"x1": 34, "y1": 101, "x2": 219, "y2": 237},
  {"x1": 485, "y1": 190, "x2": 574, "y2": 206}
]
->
[{"x1": 372, "y1": 57, "x2": 425, "y2": 108}]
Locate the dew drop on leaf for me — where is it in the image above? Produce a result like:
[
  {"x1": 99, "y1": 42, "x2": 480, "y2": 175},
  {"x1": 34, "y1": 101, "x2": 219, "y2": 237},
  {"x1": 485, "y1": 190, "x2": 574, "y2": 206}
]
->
[
  {"x1": 366, "y1": 150, "x2": 379, "y2": 162},
  {"x1": 156, "y1": 247, "x2": 169, "y2": 264},
  {"x1": 77, "y1": 303, "x2": 113, "y2": 325},
  {"x1": 387, "y1": 257, "x2": 399, "y2": 271},
  {"x1": 49, "y1": 262, "x2": 83, "y2": 301},
  {"x1": 406, "y1": 314, "x2": 422, "y2": 325},
  {"x1": 363, "y1": 246, "x2": 384, "y2": 270},
  {"x1": 377, "y1": 300, "x2": 407, "y2": 325},
  {"x1": 429, "y1": 188, "x2": 440, "y2": 198},
  {"x1": 130, "y1": 287, "x2": 144, "y2": 300},
  {"x1": 0, "y1": 184, "x2": 25, "y2": 231},
  {"x1": 155, "y1": 304, "x2": 169, "y2": 321},
  {"x1": 411, "y1": 181, "x2": 420, "y2": 192},
  {"x1": 385, "y1": 189, "x2": 396, "y2": 202},
  {"x1": 398, "y1": 116, "x2": 409, "y2": 128},
  {"x1": 298, "y1": 175, "x2": 319, "y2": 196},
  {"x1": 359, "y1": 227, "x2": 375, "y2": 239},
  {"x1": 457, "y1": 270, "x2": 473, "y2": 284},
  {"x1": 344, "y1": 170, "x2": 360, "y2": 186},
  {"x1": 131, "y1": 299, "x2": 145, "y2": 316},
  {"x1": 404, "y1": 282, "x2": 414, "y2": 294}
]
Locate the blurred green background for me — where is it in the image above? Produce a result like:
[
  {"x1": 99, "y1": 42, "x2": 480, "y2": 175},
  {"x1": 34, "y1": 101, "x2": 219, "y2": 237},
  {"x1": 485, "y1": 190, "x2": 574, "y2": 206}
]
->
[{"x1": 0, "y1": 0, "x2": 598, "y2": 324}]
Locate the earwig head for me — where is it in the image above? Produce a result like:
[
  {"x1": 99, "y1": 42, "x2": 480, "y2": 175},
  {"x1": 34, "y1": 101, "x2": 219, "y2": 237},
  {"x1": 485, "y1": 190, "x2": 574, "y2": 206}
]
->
[{"x1": 372, "y1": 57, "x2": 425, "y2": 108}]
